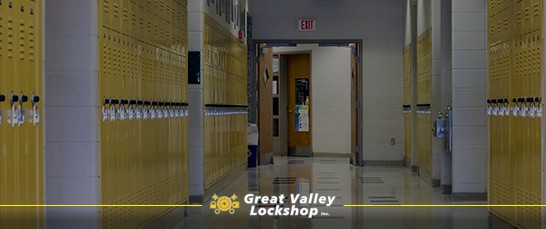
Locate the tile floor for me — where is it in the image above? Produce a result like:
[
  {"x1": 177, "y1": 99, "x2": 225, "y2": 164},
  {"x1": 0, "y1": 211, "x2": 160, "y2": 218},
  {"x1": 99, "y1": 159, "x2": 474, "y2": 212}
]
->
[{"x1": 169, "y1": 157, "x2": 490, "y2": 229}]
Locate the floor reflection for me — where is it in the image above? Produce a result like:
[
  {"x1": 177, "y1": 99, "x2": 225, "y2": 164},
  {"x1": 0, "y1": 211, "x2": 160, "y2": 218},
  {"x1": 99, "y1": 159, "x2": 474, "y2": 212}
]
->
[{"x1": 172, "y1": 157, "x2": 489, "y2": 229}]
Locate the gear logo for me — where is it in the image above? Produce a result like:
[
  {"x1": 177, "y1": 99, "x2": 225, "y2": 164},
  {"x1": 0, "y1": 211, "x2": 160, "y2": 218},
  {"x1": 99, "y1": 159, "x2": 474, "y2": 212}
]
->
[{"x1": 210, "y1": 194, "x2": 240, "y2": 215}]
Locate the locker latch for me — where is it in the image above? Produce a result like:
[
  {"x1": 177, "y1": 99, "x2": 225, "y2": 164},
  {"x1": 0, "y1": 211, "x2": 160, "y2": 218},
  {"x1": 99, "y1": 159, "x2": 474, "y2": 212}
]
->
[
  {"x1": 503, "y1": 99, "x2": 509, "y2": 116},
  {"x1": 150, "y1": 101, "x2": 158, "y2": 120},
  {"x1": 136, "y1": 100, "x2": 143, "y2": 120},
  {"x1": 487, "y1": 100, "x2": 491, "y2": 116},
  {"x1": 17, "y1": 92, "x2": 28, "y2": 126},
  {"x1": 30, "y1": 92, "x2": 40, "y2": 126},
  {"x1": 120, "y1": 100, "x2": 128, "y2": 121},
  {"x1": 102, "y1": 98, "x2": 110, "y2": 122},
  {"x1": 173, "y1": 103, "x2": 179, "y2": 118},
  {"x1": 518, "y1": 98, "x2": 526, "y2": 117},
  {"x1": 499, "y1": 99, "x2": 506, "y2": 117},
  {"x1": 143, "y1": 101, "x2": 151, "y2": 120},
  {"x1": 535, "y1": 97, "x2": 542, "y2": 118},
  {"x1": 164, "y1": 102, "x2": 170, "y2": 119},
  {"x1": 0, "y1": 94, "x2": 4, "y2": 125},
  {"x1": 159, "y1": 102, "x2": 165, "y2": 119},
  {"x1": 110, "y1": 99, "x2": 119, "y2": 121},
  {"x1": 128, "y1": 100, "x2": 137, "y2": 120},
  {"x1": 527, "y1": 98, "x2": 535, "y2": 118},
  {"x1": 491, "y1": 99, "x2": 498, "y2": 116},
  {"x1": 8, "y1": 92, "x2": 19, "y2": 127},
  {"x1": 166, "y1": 102, "x2": 173, "y2": 118},
  {"x1": 512, "y1": 98, "x2": 519, "y2": 117}
]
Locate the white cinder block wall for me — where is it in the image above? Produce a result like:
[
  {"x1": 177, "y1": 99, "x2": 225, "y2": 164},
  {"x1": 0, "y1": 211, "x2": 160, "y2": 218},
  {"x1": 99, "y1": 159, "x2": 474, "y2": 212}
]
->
[
  {"x1": 44, "y1": 0, "x2": 101, "y2": 228},
  {"x1": 253, "y1": 0, "x2": 405, "y2": 161},
  {"x1": 451, "y1": 0, "x2": 487, "y2": 194},
  {"x1": 274, "y1": 44, "x2": 352, "y2": 155},
  {"x1": 440, "y1": 0, "x2": 453, "y2": 188},
  {"x1": 187, "y1": 0, "x2": 250, "y2": 200},
  {"x1": 187, "y1": 0, "x2": 206, "y2": 201},
  {"x1": 430, "y1": 0, "x2": 443, "y2": 182}
]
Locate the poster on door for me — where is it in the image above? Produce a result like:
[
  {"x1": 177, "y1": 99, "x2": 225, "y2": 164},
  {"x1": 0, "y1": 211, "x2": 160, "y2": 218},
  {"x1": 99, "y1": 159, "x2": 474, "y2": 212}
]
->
[
  {"x1": 295, "y1": 78, "x2": 310, "y2": 132},
  {"x1": 295, "y1": 105, "x2": 309, "y2": 132}
]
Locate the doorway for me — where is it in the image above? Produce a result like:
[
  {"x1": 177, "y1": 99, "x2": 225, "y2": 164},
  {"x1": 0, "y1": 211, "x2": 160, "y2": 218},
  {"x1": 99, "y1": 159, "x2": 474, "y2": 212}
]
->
[{"x1": 255, "y1": 41, "x2": 362, "y2": 164}]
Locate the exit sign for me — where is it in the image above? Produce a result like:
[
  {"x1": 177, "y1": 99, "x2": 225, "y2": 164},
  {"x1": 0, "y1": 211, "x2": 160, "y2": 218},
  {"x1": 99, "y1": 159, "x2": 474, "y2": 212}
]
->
[{"x1": 298, "y1": 19, "x2": 316, "y2": 31}]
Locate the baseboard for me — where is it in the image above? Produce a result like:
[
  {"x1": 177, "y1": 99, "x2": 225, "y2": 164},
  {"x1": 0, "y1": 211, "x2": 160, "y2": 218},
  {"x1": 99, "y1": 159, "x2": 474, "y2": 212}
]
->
[
  {"x1": 260, "y1": 152, "x2": 273, "y2": 165},
  {"x1": 489, "y1": 212, "x2": 515, "y2": 229},
  {"x1": 141, "y1": 204, "x2": 186, "y2": 229},
  {"x1": 441, "y1": 185, "x2": 452, "y2": 194},
  {"x1": 363, "y1": 160, "x2": 404, "y2": 166},
  {"x1": 313, "y1": 153, "x2": 351, "y2": 158},
  {"x1": 418, "y1": 168, "x2": 432, "y2": 184},
  {"x1": 452, "y1": 192, "x2": 487, "y2": 201},
  {"x1": 204, "y1": 164, "x2": 247, "y2": 203},
  {"x1": 404, "y1": 158, "x2": 411, "y2": 167},
  {"x1": 189, "y1": 195, "x2": 204, "y2": 204},
  {"x1": 411, "y1": 165, "x2": 419, "y2": 173}
]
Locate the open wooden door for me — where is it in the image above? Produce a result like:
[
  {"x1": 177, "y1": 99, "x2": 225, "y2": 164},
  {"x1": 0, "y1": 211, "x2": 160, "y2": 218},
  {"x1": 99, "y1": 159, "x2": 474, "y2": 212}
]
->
[
  {"x1": 287, "y1": 54, "x2": 311, "y2": 156},
  {"x1": 258, "y1": 45, "x2": 273, "y2": 164}
]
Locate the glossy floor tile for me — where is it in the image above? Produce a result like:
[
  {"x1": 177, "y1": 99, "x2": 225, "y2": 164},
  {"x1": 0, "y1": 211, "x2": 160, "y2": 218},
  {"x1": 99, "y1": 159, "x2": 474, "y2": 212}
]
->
[{"x1": 169, "y1": 157, "x2": 490, "y2": 229}]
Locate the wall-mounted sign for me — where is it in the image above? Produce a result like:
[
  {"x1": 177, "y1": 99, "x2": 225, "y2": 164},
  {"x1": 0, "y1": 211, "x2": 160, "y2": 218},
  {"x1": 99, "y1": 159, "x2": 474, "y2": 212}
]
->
[{"x1": 298, "y1": 19, "x2": 316, "y2": 31}]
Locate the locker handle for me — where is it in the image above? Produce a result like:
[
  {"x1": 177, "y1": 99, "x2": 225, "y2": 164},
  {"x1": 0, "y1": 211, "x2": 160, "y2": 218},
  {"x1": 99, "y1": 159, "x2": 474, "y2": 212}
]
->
[
  {"x1": 517, "y1": 98, "x2": 525, "y2": 103},
  {"x1": 32, "y1": 95, "x2": 40, "y2": 103},
  {"x1": 11, "y1": 95, "x2": 19, "y2": 103},
  {"x1": 120, "y1": 100, "x2": 128, "y2": 105},
  {"x1": 535, "y1": 97, "x2": 541, "y2": 103},
  {"x1": 152, "y1": 102, "x2": 158, "y2": 106},
  {"x1": 129, "y1": 100, "x2": 137, "y2": 105},
  {"x1": 104, "y1": 99, "x2": 110, "y2": 105},
  {"x1": 513, "y1": 98, "x2": 517, "y2": 103},
  {"x1": 20, "y1": 95, "x2": 28, "y2": 103},
  {"x1": 158, "y1": 102, "x2": 164, "y2": 106},
  {"x1": 503, "y1": 99, "x2": 508, "y2": 104},
  {"x1": 144, "y1": 101, "x2": 151, "y2": 106},
  {"x1": 526, "y1": 98, "x2": 533, "y2": 103},
  {"x1": 0, "y1": 95, "x2": 5, "y2": 102},
  {"x1": 111, "y1": 99, "x2": 120, "y2": 105},
  {"x1": 137, "y1": 100, "x2": 144, "y2": 105}
]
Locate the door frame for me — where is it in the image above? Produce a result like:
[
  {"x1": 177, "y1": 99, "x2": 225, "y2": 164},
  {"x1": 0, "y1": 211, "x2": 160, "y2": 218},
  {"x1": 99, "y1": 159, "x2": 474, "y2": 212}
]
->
[{"x1": 252, "y1": 39, "x2": 364, "y2": 165}]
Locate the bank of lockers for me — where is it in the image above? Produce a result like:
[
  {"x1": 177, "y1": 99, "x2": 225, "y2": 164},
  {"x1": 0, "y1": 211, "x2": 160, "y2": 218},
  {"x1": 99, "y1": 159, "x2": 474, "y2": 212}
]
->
[
  {"x1": 487, "y1": 0, "x2": 543, "y2": 228},
  {"x1": 98, "y1": 0, "x2": 188, "y2": 228},
  {"x1": 403, "y1": 45, "x2": 412, "y2": 161},
  {"x1": 0, "y1": 0, "x2": 44, "y2": 228},
  {"x1": 203, "y1": 15, "x2": 248, "y2": 188},
  {"x1": 416, "y1": 29, "x2": 432, "y2": 173}
]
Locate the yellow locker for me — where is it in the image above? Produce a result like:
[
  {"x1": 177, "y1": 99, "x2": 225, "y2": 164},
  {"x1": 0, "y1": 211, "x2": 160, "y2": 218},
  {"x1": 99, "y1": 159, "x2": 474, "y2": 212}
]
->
[
  {"x1": 99, "y1": 0, "x2": 188, "y2": 227},
  {"x1": 0, "y1": 0, "x2": 43, "y2": 227},
  {"x1": 416, "y1": 29, "x2": 432, "y2": 173},
  {"x1": 488, "y1": 1, "x2": 542, "y2": 228}
]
